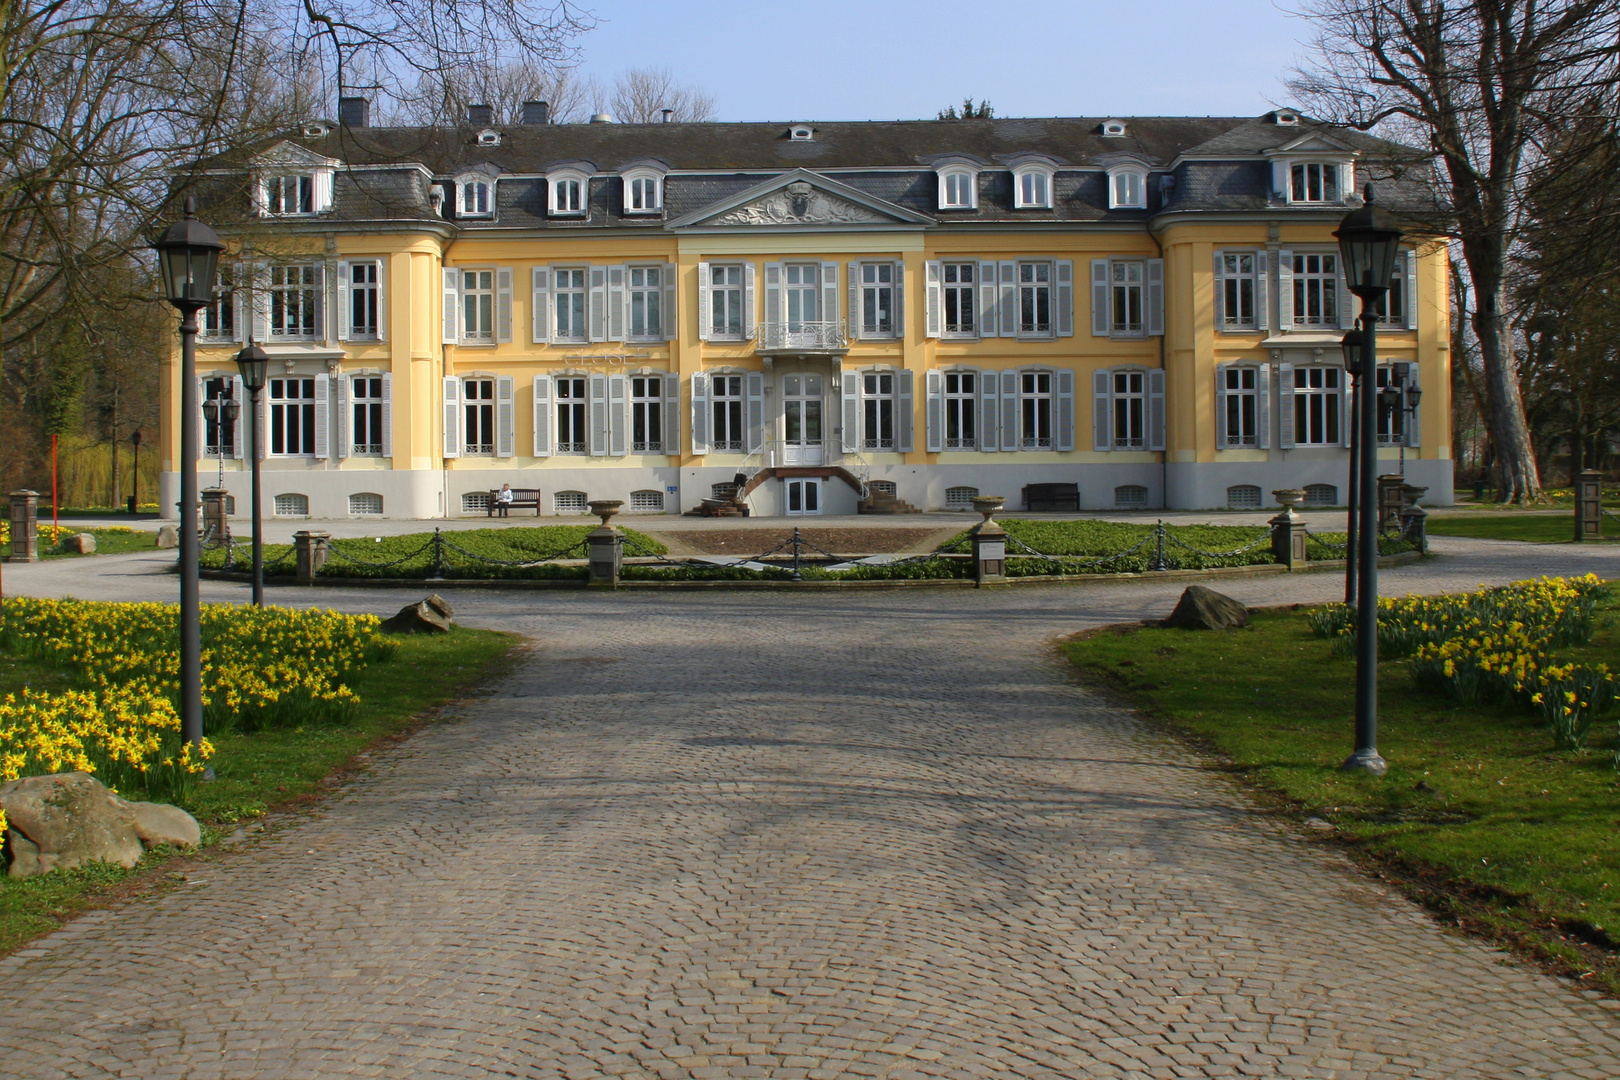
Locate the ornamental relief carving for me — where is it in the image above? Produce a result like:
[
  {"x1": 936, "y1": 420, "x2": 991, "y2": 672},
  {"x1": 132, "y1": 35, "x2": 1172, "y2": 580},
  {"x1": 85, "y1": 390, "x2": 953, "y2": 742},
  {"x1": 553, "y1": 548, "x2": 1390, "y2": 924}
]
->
[{"x1": 712, "y1": 189, "x2": 890, "y2": 226}]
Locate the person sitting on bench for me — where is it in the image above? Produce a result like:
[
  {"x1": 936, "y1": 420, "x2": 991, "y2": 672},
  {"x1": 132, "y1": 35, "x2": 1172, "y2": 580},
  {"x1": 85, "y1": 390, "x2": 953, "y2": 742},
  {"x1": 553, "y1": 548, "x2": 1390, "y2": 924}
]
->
[{"x1": 494, "y1": 483, "x2": 514, "y2": 517}]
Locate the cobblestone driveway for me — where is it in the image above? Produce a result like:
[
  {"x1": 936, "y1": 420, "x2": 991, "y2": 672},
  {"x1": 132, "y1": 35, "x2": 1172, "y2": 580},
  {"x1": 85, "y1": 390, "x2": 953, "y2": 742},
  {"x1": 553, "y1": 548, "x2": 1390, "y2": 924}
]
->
[{"x1": 2, "y1": 538, "x2": 1620, "y2": 1078}]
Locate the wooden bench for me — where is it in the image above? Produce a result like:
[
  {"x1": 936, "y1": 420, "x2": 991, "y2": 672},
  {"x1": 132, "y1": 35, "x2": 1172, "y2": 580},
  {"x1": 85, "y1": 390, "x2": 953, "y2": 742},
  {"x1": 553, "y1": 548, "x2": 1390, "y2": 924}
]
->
[
  {"x1": 487, "y1": 488, "x2": 541, "y2": 516},
  {"x1": 1022, "y1": 482, "x2": 1080, "y2": 512}
]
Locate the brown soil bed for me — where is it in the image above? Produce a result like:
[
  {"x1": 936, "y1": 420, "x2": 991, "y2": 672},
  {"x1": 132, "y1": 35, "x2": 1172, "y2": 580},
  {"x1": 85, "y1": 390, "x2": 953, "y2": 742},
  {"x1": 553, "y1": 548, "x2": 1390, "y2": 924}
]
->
[{"x1": 653, "y1": 527, "x2": 950, "y2": 556}]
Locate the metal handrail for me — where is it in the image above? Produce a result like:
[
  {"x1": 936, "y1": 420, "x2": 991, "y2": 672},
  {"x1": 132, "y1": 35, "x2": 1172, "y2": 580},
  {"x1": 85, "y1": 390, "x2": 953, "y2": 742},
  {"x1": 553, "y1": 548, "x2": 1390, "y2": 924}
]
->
[{"x1": 755, "y1": 321, "x2": 847, "y2": 351}]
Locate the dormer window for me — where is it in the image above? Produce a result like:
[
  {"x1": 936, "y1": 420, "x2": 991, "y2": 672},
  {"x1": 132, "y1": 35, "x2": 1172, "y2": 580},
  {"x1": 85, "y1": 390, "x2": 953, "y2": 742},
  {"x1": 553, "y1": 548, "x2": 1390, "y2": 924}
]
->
[
  {"x1": 1290, "y1": 161, "x2": 1341, "y2": 202},
  {"x1": 457, "y1": 178, "x2": 492, "y2": 217},
  {"x1": 1101, "y1": 120, "x2": 1127, "y2": 137},
  {"x1": 301, "y1": 121, "x2": 332, "y2": 138},
  {"x1": 622, "y1": 168, "x2": 664, "y2": 214},
  {"x1": 476, "y1": 128, "x2": 502, "y2": 147},
  {"x1": 259, "y1": 170, "x2": 333, "y2": 216},
  {"x1": 789, "y1": 125, "x2": 814, "y2": 141},
  {"x1": 1275, "y1": 110, "x2": 1300, "y2": 126},
  {"x1": 1012, "y1": 164, "x2": 1054, "y2": 209},
  {"x1": 549, "y1": 170, "x2": 588, "y2": 216},
  {"x1": 1108, "y1": 166, "x2": 1148, "y2": 209},
  {"x1": 937, "y1": 167, "x2": 979, "y2": 209}
]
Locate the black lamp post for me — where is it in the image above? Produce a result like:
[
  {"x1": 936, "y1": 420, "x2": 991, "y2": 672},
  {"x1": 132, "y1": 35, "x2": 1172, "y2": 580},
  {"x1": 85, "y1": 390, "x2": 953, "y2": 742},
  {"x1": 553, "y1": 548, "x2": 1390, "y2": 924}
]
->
[
  {"x1": 154, "y1": 196, "x2": 224, "y2": 752},
  {"x1": 1334, "y1": 186, "x2": 1404, "y2": 776},
  {"x1": 129, "y1": 428, "x2": 143, "y2": 513},
  {"x1": 1340, "y1": 327, "x2": 1364, "y2": 607},
  {"x1": 200, "y1": 394, "x2": 240, "y2": 490},
  {"x1": 234, "y1": 341, "x2": 269, "y2": 607}
]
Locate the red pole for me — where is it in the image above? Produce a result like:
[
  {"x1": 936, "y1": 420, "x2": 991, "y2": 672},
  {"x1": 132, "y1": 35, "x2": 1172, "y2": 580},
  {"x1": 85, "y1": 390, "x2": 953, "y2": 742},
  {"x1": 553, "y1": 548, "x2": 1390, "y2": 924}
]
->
[{"x1": 51, "y1": 433, "x2": 59, "y2": 536}]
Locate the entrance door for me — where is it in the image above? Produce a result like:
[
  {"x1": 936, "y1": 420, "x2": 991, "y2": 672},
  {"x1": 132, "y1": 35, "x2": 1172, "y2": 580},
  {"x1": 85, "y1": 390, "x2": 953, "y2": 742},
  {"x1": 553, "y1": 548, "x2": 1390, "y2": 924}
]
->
[
  {"x1": 782, "y1": 373, "x2": 824, "y2": 466},
  {"x1": 785, "y1": 477, "x2": 821, "y2": 515}
]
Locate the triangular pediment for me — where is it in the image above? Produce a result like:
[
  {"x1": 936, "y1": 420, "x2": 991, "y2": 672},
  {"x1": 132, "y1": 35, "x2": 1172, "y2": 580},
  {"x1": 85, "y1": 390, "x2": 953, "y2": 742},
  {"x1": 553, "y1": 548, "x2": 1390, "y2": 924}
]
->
[
  {"x1": 1268, "y1": 132, "x2": 1358, "y2": 155},
  {"x1": 252, "y1": 140, "x2": 340, "y2": 169},
  {"x1": 669, "y1": 169, "x2": 933, "y2": 230}
]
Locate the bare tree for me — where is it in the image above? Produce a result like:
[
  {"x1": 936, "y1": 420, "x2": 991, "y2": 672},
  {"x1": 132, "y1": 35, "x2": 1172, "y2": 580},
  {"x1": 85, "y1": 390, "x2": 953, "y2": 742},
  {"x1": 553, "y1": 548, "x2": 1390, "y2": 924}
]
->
[
  {"x1": 393, "y1": 61, "x2": 597, "y2": 125},
  {"x1": 1290, "y1": 0, "x2": 1620, "y2": 502},
  {"x1": 606, "y1": 66, "x2": 716, "y2": 124}
]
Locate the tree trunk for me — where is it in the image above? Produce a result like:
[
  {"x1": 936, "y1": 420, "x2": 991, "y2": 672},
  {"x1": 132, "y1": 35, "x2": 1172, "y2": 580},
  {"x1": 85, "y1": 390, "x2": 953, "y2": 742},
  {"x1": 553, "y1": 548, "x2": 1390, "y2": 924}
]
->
[{"x1": 1470, "y1": 292, "x2": 1542, "y2": 503}]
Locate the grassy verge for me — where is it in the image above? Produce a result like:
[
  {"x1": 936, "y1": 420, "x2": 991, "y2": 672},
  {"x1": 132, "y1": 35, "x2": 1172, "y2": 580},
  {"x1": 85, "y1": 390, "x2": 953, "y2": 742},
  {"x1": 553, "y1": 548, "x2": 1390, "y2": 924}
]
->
[
  {"x1": 1427, "y1": 513, "x2": 1610, "y2": 544},
  {"x1": 0, "y1": 625, "x2": 520, "y2": 954},
  {"x1": 1064, "y1": 598, "x2": 1620, "y2": 990}
]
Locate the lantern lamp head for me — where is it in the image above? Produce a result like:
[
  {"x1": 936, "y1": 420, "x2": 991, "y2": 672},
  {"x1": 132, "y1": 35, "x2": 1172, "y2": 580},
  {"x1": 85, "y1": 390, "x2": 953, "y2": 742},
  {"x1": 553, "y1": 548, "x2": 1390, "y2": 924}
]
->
[
  {"x1": 234, "y1": 340, "x2": 270, "y2": 393},
  {"x1": 1334, "y1": 185, "x2": 1403, "y2": 298},
  {"x1": 154, "y1": 196, "x2": 224, "y2": 310}
]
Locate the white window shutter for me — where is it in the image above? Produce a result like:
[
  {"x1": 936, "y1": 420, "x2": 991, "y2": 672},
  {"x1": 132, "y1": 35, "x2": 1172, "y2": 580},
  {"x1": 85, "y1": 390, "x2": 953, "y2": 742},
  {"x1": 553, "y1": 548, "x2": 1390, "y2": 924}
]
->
[
  {"x1": 1213, "y1": 250, "x2": 1226, "y2": 330},
  {"x1": 374, "y1": 259, "x2": 388, "y2": 343},
  {"x1": 313, "y1": 262, "x2": 328, "y2": 344},
  {"x1": 1055, "y1": 260, "x2": 1074, "y2": 337},
  {"x1": 496, "y1": 268, "x2": 514, "y2": 343},
  {"x1": 312, "y1": 373, "x2": 330, "y2": 459},
  {"x1": 441, "y1": 267, "x2": 458, "y2": 344},
  {"x1": 1336, "y1": 258, "x2": 1355, "y2": 329},
  {"x1": 313, "y1": 170, "x2": 334, "y2": 212},
  {"x1": 229, "y1": 280, "x2": 245, "y2": 343},
  {"x1": 662, "y1": 263, "x2": 678, "y2": 341},
  {"x1": 1277, "y1": 362, "x2": 1295, "y2": 448},
  {"x1": 588, "y1": 266, "x2": 608, "y2": 342},
  {"x1": 978, "y1": 260, "x2": 999, "y2": 337},
  {"x1": 335, "y1": 262, "x2": 351, "y2": 341},
  {"x1": 745, "y1": 371, "x2": 765, "y2": 453},
  {"x1": 194, "y1": 377, "x2": 207, "y2": 459},
  {"x1": 607, "y1": 372, "x2": 627, "y2": 456},
  {"x1": 848, "y1": 261, "x2": 860, "y2": 337},
  {"x1": 1255, "y1": 251, "x2": 1269, "y2": 331},
  {"x1": 1146, "y1": 258, "x2": 1165, "y2": 336},
  {"x1": 250, "y1": 263, "x2": 270, "y2": 342},
  {"x1": 531, "y1": 374, "x2": 553, "y2": 457},
  {"x1": 531, "y1": 267, "x2": 551, "y2": 343},
  {"x1": 250, "y1": 175, "x2": 267, "y2": 216},
  {"x1": 1091, "y1": 259, "x2": 1110, "y2": 336},
  {"x1": 380, "y1": 373, "x2": 394, "y2": 458},
  {"x1": 663, "y1": 372, "x2": 680, "y2": 454},
  {"x1": 231, "y1": 376, "x2": 246, "y2": 459},
  {"x1": 1093, "y1": 368, "x2": 1112, "y2": 451},
  {"x1": 1147, "y1": 368, "x2": 1166, "y2": 451},
  {"x1": 690, "y1": 372, "x2": 710, "y2": 455},
  {"x1": 496, "y1": 375, "x2": 515, "y2": 457},
  {"x1": 893, "y1": 261, "x2": 904, "y2": 337},
  {"x1": 821, "y1": 262, "x2": 839, "y2": 332},
  {"x1": 743, "y1": 263, "x2": 757, "y2": 336},
  {"x1": 588, "y1": 371, "x2": 609, "y2": 455},
  {"x1": 1255, "y1": 363, "x2": 1270, "y2": 449},
  {"x1": 1214, "y1": 363, "x2": 1229, "y2": 448},
  {"x1": 977, "y1": 367, "x2": 998, "y2": 452},
  {"x1": 1055, "y1": 368, "x2": 1075, "y2": 451},
  {"x1": 442, "y1": 376, "x2": 461, "y2": 458},
  {"x1": 1272, "y1": 160, "x2": 1289, "y2": 199},
  {"x1": 1277, "y1": 250, "x2": 1294, "y2": 328},
  {"x1": 997, "y1": 261, "x2": 1016, "y2": 338},
  {"x1": 897, "y1": 369, "x2": 914, "y2": 452},
  {"x1": 1405, "y1": 249, "x2": 1419, "y2": 330},
  {"x1": 841, "y1": 369, "x2": 860, "y2": 453},
  {"x1": 696, "y1": 261, "x2": 711, "y2": 341},
  {"x1": 924, "y1": 261, "x2": 942, "y2": 338},
  {"x1": 999, "y1": 369, "x2": 1018, "y2": 450},
  {"x1": 764, "y1": 263, "x2": 783, "y2": 329},
  {"x1": 925, "y1": 369, "x2": 943, "y2": 452},
  {"x1": 336, "y1": 374, "x2": 351, "y2": 459},
  {"x1": 607, "y1": 264, "x2": 626, "y2": 341}
]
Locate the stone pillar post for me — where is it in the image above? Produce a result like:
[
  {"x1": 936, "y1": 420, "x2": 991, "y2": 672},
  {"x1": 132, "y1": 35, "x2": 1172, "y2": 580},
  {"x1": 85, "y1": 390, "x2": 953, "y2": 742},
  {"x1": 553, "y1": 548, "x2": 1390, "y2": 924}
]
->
[
  {"x1": 201, "y1": 488, "x2": 231, "y2": 547},
  {"x1": 587, "y1": 500, "x2": 624, "y2": 587},
  {"x1": 6, "y1": 490, "x2": 39, "y2": 563},
  {"x1": 1574, "y1": 469, "x2": 1603, "y2": 542},
  {"x1": 1268, "y1": 489, "x2": 1309, "y2": 570},
  {"x1": 292, "y1": 530, "x2": 330, "y2": 584},
  {"x1": 970, "y1": 495, "x2": 1007, "y2": 586},
  {"x1": 1400, "y1": 504, "x2": 1429, "y2": 554},
  {"x1": 1377, "y1": 474, "x2": 1406, "y2": 530}
]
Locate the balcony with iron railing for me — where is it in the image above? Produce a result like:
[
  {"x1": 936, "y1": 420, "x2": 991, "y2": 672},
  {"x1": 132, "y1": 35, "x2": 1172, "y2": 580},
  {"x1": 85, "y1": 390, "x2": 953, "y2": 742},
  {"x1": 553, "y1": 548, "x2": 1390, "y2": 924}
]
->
[{"x1": 755, "y1": 321, "x2": 848, "y2": 355}]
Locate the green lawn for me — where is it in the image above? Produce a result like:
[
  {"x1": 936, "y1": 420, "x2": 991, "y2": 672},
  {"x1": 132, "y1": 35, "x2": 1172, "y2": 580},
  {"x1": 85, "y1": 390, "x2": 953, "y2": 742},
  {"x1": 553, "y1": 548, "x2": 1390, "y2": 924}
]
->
[
  {"x1": 21, "y1": 528, "x2": 159, "y2": 558},
  {"x1": 1427, "y1": 514, "x2": 1606, "y2": 544},
  {"x1": 1065, "y1": 597, "x2": 1620, "y2": 988},
  {"x1": 0, "y1": 624, "x2": 520, "y2": 954}
]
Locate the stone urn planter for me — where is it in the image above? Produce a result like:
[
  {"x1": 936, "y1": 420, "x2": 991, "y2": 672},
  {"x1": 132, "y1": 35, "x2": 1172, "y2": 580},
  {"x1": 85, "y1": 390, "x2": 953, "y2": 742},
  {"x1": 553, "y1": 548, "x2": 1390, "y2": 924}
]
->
[
  {"x1": 971, "y1": 495, "x2": 1005, "y2": 526},
  {"x1": 587, "y1": 499, "x2": 623, "y2": 527},
  {"x1": 1400, "y1": 485, "x2": 1428, "y2": 509},
  {"x1": 1271, "y1": 488, "x2": 1306, "y2": 511}
]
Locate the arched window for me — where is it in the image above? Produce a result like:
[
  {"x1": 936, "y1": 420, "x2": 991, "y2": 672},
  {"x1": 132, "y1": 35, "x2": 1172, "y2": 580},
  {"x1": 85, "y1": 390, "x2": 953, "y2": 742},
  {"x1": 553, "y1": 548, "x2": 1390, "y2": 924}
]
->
[
  {"x1": 622, "y1": 169, "x2": 664, "y2": 214},
  {"x1": 273, "y1": 493, "x2": 309, "y2": 516},
  {"x1": 1107, "y1": 166, "x2": 1147, "y2": 209},
  {"x1": 1304, "y1": 483, "x2": 1338, "y2": 505},
  {"x1": 348, "y1": 492, "x2": 383, "y2": 516},
  {"x1": 1013, "y1": 164, "x2": 1054, "y2": 209},
  {"x1": 937, "y1": 167, "x2": 978, "y2": 209},
  {"x1": 548, "y1": 170, "x2": 588, "y2": 215},
  {"x1": 553, "y1": 490, "x2": 588, "y2": 513},
  {"x1": 457, "y1": 178, "x2": 492, "y2": 216},
  {"x1": 629, "y1": 489, "x2": 665, "y2": 512},
  {"x1": 945, "y1": 485, "x2": 979, "y2": 508},
  {"x1": 1114, "y1": 484, "x2": 1148, "y2": 508},
  {"x1": 1227, "y1": 484, "x2": 1262, "y2": 509},
  {"x1": 868, "y1": 480, "x2": 897, "y2": 497}
]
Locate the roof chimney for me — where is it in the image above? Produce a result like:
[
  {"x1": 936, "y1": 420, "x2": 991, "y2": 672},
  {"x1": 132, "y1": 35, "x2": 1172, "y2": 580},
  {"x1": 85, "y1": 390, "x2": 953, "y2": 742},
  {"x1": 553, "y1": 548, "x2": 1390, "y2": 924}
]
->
[
  {"x1": 467, "y1": 103, "x2": 494, "y2": 127},
  {"x1": 338, "y1": 97, "x2": 370, "y2": 128},
  {"x1": 589, "y1": 112, "x2": 615, "y2": 124},
  {"x1": 521, "y1": 100, "x2": 550, "y2": 125},
  {"x1": 660, "y1": 108, "x2": 674, "y2": 124}
]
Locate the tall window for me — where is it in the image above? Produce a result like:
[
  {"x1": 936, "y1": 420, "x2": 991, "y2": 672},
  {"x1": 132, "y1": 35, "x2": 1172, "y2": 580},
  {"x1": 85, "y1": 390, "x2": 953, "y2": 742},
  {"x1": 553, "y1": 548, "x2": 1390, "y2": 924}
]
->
[
  {"x1": 1219, "y1": 253, "x2": 1257, "y2": 330},
  {"x1": 629, "y1": 266, "x2": 662, "y2": 339},
  {"x1": 1112, "y1": 370, "x2": 1145, "y2": 449},
  {"x1": 1375, "y1": 367, "x2": 1408, "y2": 444},
  {"x1": 940, "y1": 170, "x2": 975, "y2": 208},
  {"x1": 1221, "y1": 366, "x2": 1258, "y2": 447},
  {"x1": 460, "y1": 180, "x2": 490, "y2": 216},
  {"x1": 709, "y1": 264, "x2": 744, "y2": 338},
  {"x1": 554, "y1": 268, "x2": 587, "y2": 341},
  {"x1": 269, "y1": 264, "x2": 319, "y2": 339},
  {"x1": 711, "y1": 374, "x2": 745, "y2": 452},
  {"x1": 552, "y1": 177, "x2": 583, "y2": 214},
  {"x1": 1018, "y1": 262, "x2": 1051, "y2": 336},
  {"x1": 203, "y1": 377, "x2": 236, "y2": 456},
  {"x1": 1290, "y1": 253, "x2": 1338, "y2": 326},
  {"x1": 1375, "y1": 256, "x2": 1408, "y2": 326},
  {"x1": 461, "y1": 270, "x2": 494, "y2": 342},
  {"x1": 462, "y1": 378, "x2": 494, "y2": 455},
  {"x1": 862, "y1": 371, "x2": 896, "y2": 450},
  {"x1": 631, "y1": 376, "x2": 664, "y2": 453},
  {"x1": 1111, "y1": 170, "x2": 1145, "y2": 208},
  {"x1": 785, "y1": 264, "x2": 819, "y2": 329},
  {"x1": 348, "y1": 261, "x2": 380, "y2": 339},
  {"x1": 626, "y1": 176, "x2": 660, "y2": 212},
  {"x1": 1111, "y1": 261, "x2": 1144, "y2": 335},
  {"x1": 1021, "y1": 371, "x2": 1054, "y2": 448},
  {"x1": 942, "y1": 262, "x2": 975, "y2": 337},
  {"x1": 269, "y1": 377, "x2": 316, "y2": 456},
  {"x1": 352, "y1": 376, "x2": 385, "y2": 455},
  {"x1": 1015, "y1": 169, "x2": 1050, "y2": 208},
  {"x1": 1290, "y1": 162, "x2": 1339, "y2": 202},
  {"x1": 859, "y1": 263, "x2": 895, "y2": 337},
  {"x1": 556, "y1": 377, "x2": 586, "y2": 453},
  {"x1": 944, "y1": 370, "x2": 977, "y2": 449},
  {"x1": 201, "y1": 268, "x2": 234, "y2": 339},
  {"x1": 1293, "y1": 366, "x2": 1342, "y2": 445},
  {"x1": 265, "y1": 175, "x2": 313, "y2": 215}
]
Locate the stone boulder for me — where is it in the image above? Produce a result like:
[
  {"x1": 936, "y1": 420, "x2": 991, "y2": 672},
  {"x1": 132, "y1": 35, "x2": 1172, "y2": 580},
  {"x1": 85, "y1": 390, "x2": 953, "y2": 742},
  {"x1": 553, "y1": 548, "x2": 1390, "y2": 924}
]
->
[
  {"x1": 155, "y1": 524, "x2": 179, "y2": 549},
  {"x1": 1166, "y1": 585, "x2": 1250, "y2": 631},
  {"x1": 59, "y1": 532, "x2": 96, "y2": 554},
  {"x1": 0, "y1": 772, "x2": 200, "y2": 878},
  {"x1": 379, "y1": 595, "x2": 454, "y2": 634}
]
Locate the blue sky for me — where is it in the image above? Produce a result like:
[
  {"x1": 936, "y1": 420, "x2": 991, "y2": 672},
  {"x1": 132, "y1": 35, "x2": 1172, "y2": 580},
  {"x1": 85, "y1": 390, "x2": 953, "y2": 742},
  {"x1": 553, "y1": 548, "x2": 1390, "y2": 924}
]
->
[{"x1": 569, "y1": 0, "x2": 1313, "y2": 121}]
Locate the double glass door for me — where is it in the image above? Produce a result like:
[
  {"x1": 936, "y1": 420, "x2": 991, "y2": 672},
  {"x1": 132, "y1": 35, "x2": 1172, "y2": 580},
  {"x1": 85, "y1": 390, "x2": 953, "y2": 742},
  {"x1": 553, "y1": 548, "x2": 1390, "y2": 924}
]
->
[
  {"x1": 785, "y1": 478, "x2": 821, "y2": 515},
  {"x1": 782, "y1": 372, "x2": 823, "y2": 465}
]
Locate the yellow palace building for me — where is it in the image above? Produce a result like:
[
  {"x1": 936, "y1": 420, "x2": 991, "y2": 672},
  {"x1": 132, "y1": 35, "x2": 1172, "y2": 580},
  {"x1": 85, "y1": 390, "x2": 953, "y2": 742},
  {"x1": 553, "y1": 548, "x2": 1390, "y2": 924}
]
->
[{"x1": 167, "y1": 100, "x2": 1450, "y2": 520}]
